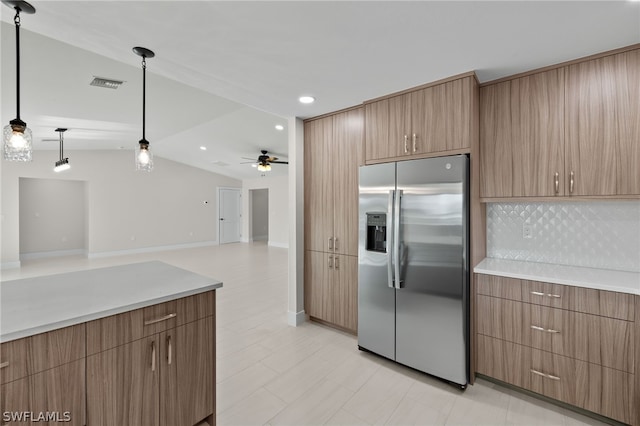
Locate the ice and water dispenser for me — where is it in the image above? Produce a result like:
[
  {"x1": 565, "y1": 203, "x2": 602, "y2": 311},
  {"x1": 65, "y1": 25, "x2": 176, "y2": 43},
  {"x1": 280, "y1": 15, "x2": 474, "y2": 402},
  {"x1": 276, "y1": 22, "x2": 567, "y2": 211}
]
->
[{"x1": 365, "y1": 213, "x2": 387, "y2": 253}]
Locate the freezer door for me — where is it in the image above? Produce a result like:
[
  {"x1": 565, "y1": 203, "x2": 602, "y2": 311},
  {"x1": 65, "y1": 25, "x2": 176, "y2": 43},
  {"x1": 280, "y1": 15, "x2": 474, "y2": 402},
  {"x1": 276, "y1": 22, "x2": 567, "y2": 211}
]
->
[
  {"x1": 358, "y1": 162, "x2": 396, "y2": 360},
  {"x1": 395, "y1": 155, "x2": 469, "y2": 385}
]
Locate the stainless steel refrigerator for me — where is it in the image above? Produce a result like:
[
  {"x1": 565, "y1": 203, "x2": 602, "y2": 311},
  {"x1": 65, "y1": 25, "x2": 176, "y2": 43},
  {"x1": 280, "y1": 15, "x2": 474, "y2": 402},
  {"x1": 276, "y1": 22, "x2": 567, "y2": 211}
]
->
[{"x1": 358, "y1": 154, "x2": 469, "y2": 387}]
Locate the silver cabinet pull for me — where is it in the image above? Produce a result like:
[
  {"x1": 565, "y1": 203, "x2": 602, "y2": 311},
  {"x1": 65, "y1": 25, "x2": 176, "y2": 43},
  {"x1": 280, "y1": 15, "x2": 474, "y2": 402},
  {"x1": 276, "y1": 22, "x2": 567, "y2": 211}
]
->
[
  {"x1": 335, "y1": 256, "x2": 340, "y2": 270},
  {"x1": 328, "y1": 255, "x2": 333, "y2": 269},
  {"x1": 328, "y1": 237, "x2": 333, "y2": 250},
  {"x1": 554, "y1": 172, "x2": 559, "y2": 194},
  {"x1": 569, "y1": 171, "x2": 575, "y2": 194},
  {"x1": 548, "y1": 294, "x2": 561, "y2": 298},
  {"x1": 531, "y1": 325, "x2": 561, "y2": 334},
  {"x1": 404, "y1": 135, "x2": 408, "y2": 154},
  {"x1": 334, "y1": 238, "x2": 339, "y2": 251},
  {"x1": 144, "y1": 313, "x2": 177, "y2": 326},
  {"x1": 0, "y1": 361, "x2": 9, "y2": 369},
  {"x1": 530, "y1": 369, "x2": 560, "y2": 381},
  {"x1": 530, "y1": 291, "x2": 545, "y2": 296},
  {"x1": 529, "y1": 291, "x2": 561, "y2": 299},
  {"x1": 167, "y1": 335, "x2": 172, "y2": 365},
  {"x1": 151, "y1": 341, "x2": 156, "y2": 372},
  {"x1": 412, "y1": 133, "x2": 417, "y2": 152}
]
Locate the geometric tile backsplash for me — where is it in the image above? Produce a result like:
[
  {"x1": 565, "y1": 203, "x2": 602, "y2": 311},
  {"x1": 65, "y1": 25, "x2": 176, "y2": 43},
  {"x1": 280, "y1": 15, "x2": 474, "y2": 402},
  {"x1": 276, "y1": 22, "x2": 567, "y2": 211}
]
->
[{"x1": 487, "y1": 201, "x2": 640, "y2": 273}]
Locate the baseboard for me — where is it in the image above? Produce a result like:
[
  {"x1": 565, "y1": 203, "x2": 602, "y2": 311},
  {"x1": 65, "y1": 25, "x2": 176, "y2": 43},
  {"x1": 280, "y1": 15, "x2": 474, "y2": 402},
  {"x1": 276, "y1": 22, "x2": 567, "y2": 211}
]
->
[
  {"x1": 252, "y1": 235, "x2": 268, "y2": 242},
  {"x1": 268, "y1": 241, "x2": 289, "y2": 249},
  {"x1": 88, "y1": 240, "x2": 217, "y2": 259},
  {"x1": 1, "y1": 261, "x2": 21, "y2": 270},
  {"x1": 20, "y1": 248, "x2": 87, "y2": 261},
  {"x1": 287, "y1": 310, "x2": 306, "y2": 327}
]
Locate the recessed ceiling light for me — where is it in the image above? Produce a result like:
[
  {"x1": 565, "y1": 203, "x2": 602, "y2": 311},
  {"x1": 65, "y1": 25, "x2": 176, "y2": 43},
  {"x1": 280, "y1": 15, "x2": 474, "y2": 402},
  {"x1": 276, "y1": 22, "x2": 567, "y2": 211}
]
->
[
  {"x1": 200, "y1": 146, "x2": 207, "y2": 150},
  {"x1": 275, "y1": 124, "x2": 284, "y2": 131},
  {"x1": 299, "y1": 96, "x2": 315, "y2": 104}
]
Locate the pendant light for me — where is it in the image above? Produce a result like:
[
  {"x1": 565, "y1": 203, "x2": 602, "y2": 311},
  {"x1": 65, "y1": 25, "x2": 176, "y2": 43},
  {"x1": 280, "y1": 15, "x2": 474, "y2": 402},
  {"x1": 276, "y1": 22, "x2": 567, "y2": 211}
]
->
[
  {"x1": 133, "y1": 46, "x2": 155, "y2": 171},
  {"x1": 2, "y1": 0, "x2": 36, "y2": 162},
  {"x1": 257, "y1": 163, "x2": 271, "y2": 172},
  {"x1": 53, "y1": 128, "x2": 70, "y2": 172}
]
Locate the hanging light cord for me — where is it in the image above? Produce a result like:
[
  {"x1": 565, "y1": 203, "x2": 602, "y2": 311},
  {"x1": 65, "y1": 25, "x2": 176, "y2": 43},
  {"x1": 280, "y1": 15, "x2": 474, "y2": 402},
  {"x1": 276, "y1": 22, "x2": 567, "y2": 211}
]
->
[
  {"x1": 14, "y1": 8, "x2": 21, "y2": 121},
  {"x1": 142, "y1": 56, "x2": 146, "y2": 142}
]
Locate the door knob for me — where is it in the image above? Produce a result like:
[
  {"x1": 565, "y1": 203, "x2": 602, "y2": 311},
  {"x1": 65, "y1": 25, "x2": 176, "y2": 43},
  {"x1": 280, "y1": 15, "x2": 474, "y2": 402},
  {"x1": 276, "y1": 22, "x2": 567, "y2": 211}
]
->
[{"x1": 220, "y1": 218, "x2": 225, "y2": 221}]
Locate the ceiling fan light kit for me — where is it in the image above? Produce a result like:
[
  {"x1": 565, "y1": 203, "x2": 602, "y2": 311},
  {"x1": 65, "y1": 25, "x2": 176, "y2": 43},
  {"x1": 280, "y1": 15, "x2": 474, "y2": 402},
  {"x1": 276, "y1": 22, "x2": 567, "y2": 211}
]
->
[
  {"x1": 2, "y1": 0, "x2": 35, "y2": 162},
  {"x1": 53, "y1": 127, "x2": 70, "y2": 172}
]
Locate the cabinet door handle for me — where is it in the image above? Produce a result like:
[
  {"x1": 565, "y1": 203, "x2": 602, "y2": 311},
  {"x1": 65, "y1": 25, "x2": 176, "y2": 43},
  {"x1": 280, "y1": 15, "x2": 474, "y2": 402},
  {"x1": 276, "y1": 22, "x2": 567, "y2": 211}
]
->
[
  {"x1": 335, "y1": 256, "x2": 340, "y2": 270},
  {"x1": 569, "y1": 171, "x2": 575, "y2": 194},
  {"x1": 530, "y1": 291, "x2": 561, "y2": 299},
  {"x1": 412, "y1": 134, "x2": 417, "y2": 152},
  {"x1": 531, "y1": 325, "x2": 561, "y2": 334},
  {"x1": 328, "y1": 237, "x2": 333, "y2": 250},
  {"x1": 328, "y1": 255, "x2": 333, "y2": 269},
  {"x1": 404, "y1": 135, "x2": 408, "y2": 154},
  {"x1": 554, "y1": 172, "x2": 559, "y2": 194},
  {"x1": 0, "y1": 361, "x2": 9, "y2": 369},
  {"x1": 530, "y1": 369, "x2": 560, "y2": 381},
  {"x1": 144, "y1": 313, "x2": 177, "y2": 326},
  {"x1": 167, "y1": 335, "x2": 172, "y2": 365},
  {"x1": 530, "y1": 291, "x2": 545, "y2": 296},
  {"x1": 334, "y1": 238, "x2": 338, "y2": 251},
  {"x1": 151, "y1": 341, "x2": 156, "y2": 372}
]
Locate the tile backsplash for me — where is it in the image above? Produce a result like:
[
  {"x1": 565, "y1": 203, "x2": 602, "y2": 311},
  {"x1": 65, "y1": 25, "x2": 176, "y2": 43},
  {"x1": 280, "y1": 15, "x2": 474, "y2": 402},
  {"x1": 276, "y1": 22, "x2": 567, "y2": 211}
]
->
[{"x1": 486, "y1": 201, "x2": 640, "y2": 273}]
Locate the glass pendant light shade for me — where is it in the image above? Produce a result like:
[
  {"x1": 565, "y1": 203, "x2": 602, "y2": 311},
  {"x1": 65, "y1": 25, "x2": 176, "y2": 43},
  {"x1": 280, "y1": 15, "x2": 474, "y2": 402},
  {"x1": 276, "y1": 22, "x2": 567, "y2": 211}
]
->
[
  {"x1": 135, "y1": 140, "x2": 153, "y2": 172},
  {"x1": 257, "y1": 163, "x2": 271, "y2": 172},
  {"x1": 3, "y1": 120, "x2": 32, "y2": 161}
]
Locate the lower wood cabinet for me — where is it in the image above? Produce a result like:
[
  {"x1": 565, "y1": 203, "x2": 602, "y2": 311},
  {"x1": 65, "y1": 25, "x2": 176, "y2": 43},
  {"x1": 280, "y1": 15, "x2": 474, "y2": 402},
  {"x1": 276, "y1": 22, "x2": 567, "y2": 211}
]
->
[
  {"x1": 476, "y1": 273, "x2": 637, "y2": 425},
  {"x1": 305, "y1": 250, "x2": 358, "y2": 333}
]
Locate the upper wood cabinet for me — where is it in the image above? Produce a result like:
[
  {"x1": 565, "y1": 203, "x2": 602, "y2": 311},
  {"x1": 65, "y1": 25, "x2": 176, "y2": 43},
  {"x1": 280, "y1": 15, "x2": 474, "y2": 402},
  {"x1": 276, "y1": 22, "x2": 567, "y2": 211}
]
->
[
  {"x1": 481, "y1": 69, "x2": 565, "y2": 198},
  {"x1": 566, "y1": 48, "x2": 640, "y2": 196},
  {"x1": 304, "y1": 107, "x2": 363, "y2": 256},
  {"x1": 365, "y1": 74, "x2": 476, "y2": 163},
  {"x1": 480, "y1": 46, "x2": 640, "y2": 199}
]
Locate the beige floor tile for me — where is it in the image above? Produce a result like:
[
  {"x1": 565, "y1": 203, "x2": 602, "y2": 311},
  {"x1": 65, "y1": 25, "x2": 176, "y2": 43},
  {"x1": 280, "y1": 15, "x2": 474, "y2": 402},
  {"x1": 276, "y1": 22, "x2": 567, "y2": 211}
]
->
[
  {"x1": 217, "y1": 388, "x2": 287, "y2": 426},
  {"x1": 505, "y1": 390, "x2": 568, "y2": 426},
  {"x1": 217, "y1": 343, "x2": 273, "y2": 383},
  {"x1": 269, "y1": 378, "x2": 354, "y2": 425},
  {"x1": 324, "y1": 352, "x2": 381, "y2": 393},
  {"x1": 444, "y1": 380, "x2": 510, "y2": 426},
  {"x1": 217, "y1": 362, "x2": 279, "y2": 414},
  {"x1": 261, "y1": 334, "x2": 326, "y2": 373},
  {"x1": 325, "y1": 409, "x2": 371, "y2": 426},
  {"x1": 265, "y1": 353, "x2": 336, "y2": 403}
]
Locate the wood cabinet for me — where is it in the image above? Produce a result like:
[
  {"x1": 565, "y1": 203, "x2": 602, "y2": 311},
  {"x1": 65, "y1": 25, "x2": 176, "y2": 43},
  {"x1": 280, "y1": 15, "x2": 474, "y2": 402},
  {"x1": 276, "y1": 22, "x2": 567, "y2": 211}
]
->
[
  {"x1": 87, "y1": 291, "x2": 215, "y2": 426},
  {"x1": 0, "y1": 324, "x2": 86, "y2": 426},
  {"x1": 304, "y1": 107, "x2": 362, "y2": 334},
  {"x1": 365, "y1": 74, "x2": 476, "y2": 163},
  {"x1": 475, "y1": 274, "x2": 637, "y2": 424},
  {"x1": 480, "y1": 46, "x2": 640, "y2": 199}
]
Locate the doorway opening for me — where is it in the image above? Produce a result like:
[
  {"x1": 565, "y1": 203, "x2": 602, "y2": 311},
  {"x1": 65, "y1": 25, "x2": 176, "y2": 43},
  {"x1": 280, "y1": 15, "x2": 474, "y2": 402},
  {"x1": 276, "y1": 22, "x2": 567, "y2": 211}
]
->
[
  {"x1": 249, "y1": 188, "x2": 269, "y2": 244},
  {"x1": 218, "y1": 187, "x2": 242, "y2": 244}
]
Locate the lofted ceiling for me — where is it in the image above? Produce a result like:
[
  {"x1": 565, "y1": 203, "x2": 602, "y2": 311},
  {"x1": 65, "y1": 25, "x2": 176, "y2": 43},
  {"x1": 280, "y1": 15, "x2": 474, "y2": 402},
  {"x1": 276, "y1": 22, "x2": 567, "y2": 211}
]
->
[{"x1": 1, "y1": 1, "x2": 639, "y2": 180}]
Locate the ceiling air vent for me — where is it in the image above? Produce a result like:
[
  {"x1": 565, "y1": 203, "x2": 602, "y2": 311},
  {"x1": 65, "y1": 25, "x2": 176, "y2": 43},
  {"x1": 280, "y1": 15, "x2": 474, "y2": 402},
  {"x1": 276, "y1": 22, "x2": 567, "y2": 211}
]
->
[{"x1": 90, "y1": 77, "x2": 124, "y2": 89}]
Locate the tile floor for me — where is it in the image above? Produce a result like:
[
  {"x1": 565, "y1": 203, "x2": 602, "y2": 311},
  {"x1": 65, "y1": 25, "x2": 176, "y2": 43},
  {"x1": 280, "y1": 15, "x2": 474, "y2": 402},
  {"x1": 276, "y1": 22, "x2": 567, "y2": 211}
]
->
[{"x1": 1, "y1": 243, "x2": 612, "y2": 426}]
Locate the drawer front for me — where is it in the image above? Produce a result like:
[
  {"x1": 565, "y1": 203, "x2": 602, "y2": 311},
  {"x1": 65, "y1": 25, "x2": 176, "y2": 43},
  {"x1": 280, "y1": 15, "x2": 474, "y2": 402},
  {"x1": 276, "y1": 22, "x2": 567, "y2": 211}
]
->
[
  {"x1": 87, "y1": 291, "x2": 215, "y2": 355},
  {"x1": 477, "y1": 335, "x2": 634, "y2": 424},
  {"x1": 28, "y1": 324, "x2": 86, "y2": 375},
  {"x1": 0, "y1": 338, "x2": 28, "y2": 385},
  {"x1": 521, "y1": 280, "x2": 571, "y2": 310},
  {"x1": 476, "y1": 274, "x2": 522, "y2": 301},
  {"x1": 478, "y1": 295, "x2": 634, "y2": 372}
]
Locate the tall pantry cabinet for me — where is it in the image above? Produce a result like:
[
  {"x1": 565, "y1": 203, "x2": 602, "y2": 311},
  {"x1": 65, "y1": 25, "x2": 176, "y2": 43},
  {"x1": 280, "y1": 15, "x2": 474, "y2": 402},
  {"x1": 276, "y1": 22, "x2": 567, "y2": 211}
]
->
[{"x1": 304, "y1": 107, "x2": 363, "y2": 333}]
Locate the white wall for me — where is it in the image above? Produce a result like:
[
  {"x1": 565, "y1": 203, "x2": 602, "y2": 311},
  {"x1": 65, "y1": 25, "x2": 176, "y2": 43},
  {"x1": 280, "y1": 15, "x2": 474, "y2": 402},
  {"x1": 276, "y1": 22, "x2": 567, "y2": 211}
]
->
[
  {"x1": 250, "y1": 188, "x2": 269, "y2": 241},
  {"x1": 19, "y1": 178, "x2": 87, "y2": 257},
  {"x1": 1, "y1": 150, "x2": 241, "y2": 266},
  {"x1": 242, "y1": 175, "x2": 288, "y2": 248}
]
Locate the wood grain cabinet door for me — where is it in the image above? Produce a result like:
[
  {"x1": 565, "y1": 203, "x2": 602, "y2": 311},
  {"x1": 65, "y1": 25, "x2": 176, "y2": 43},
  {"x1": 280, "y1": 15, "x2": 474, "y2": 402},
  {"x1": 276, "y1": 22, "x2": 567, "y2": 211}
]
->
[
  {"x1": 160, "y1": 317, "x2": 214, "y2": 426},
  {"x1": 332, "y1": 255, "x2": 358, "y2": 333},
  {"x1": 304, "y1": 250, "x2": 329, "y2": 321},
  {"x1": 332, "y1": 108, "x2": 363, "y2": 257},
  {"x1": 0, "y1": 377, "x2": 29, "y2": 425},
  {"x1": 364, "y1": 98, "x2": 392, "y2": 162},
  {"x1": 87, "y1": 336, "x2": 159, "y2": 426},
  {"x1": 388, "y1": 94, "x2": 412, "y2": 158},
  {"x1": 304, "y1": 117, "x2": 334, "y2": 252},
  {"x1": 566, "y1": 49, "x2": 640, "y2": 196}
]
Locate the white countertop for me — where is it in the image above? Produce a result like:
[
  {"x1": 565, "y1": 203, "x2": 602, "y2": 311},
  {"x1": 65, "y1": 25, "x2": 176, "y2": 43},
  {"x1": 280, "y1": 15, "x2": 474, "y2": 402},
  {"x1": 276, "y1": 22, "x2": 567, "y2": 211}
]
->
[
  {"x1": 0, "y1": 261, "x2": 223, "y2": 343},
  {"x1": 474, "y1": 258, "x2": 640, "y2": 295}
]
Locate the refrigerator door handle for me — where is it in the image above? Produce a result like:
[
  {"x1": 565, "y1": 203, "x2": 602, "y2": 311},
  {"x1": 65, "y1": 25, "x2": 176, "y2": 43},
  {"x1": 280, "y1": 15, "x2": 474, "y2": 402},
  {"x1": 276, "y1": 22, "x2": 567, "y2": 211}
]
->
[
  {"x1": 387, "y1": 190, "x2": 395, "y2": 288},
  {"x1": 394, "y1": 189, "x2": 403, "y2": 288}
]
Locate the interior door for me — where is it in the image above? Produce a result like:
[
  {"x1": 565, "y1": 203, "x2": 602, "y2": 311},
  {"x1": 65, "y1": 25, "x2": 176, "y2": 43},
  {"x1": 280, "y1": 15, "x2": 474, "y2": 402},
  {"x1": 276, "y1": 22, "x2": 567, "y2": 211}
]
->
[
  {"x1": 394, "y1": 156, "x2": 469, "y2": 386},
  {"x1": 219, "y1": 188, "x2": 241, "y2": 244}
]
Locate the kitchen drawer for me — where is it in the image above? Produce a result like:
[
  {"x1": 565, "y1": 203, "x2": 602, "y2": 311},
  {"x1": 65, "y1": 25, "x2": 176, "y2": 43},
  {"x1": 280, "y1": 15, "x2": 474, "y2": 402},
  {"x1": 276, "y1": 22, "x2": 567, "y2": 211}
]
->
[
  {"x1": 476, "y1": 274, "x2": 523, "y2": 301},
  {"x1": 87, "y1": 291, "x2": 214, "y2": 355},
  {"x1": 1, "y1": 324, "x2": 85, "y2": 385},
  {"x1": 0, "y1": 338, "x2": 28, "y2": 385},
  {"x1": 477, "y1": 295, "x2": 634, "y2": 372},
  {"x1": 477, "y1": 334, "x2": 635, "y2": 424}
]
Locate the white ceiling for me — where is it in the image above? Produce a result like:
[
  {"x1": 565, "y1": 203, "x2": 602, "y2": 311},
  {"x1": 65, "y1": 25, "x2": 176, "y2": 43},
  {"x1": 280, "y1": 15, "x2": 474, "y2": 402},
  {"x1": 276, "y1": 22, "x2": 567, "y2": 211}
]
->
[{"x1": 2, "y1": 1, "x2": 639, "y2": 180}]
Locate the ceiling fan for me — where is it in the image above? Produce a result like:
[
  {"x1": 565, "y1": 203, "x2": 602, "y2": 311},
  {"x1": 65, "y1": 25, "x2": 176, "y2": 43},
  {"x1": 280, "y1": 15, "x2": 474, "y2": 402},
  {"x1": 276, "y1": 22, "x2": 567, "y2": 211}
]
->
[{"x1": 242, "y1": 150, "x2": 288, "y2": 171}]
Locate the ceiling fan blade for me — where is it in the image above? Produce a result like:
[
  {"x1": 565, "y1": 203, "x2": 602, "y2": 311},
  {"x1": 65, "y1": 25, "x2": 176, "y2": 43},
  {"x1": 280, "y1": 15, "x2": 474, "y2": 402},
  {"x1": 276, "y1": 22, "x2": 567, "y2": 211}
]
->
[
  {"x1": 270, "y1": 161, "x2": 289, "y2": 164},
  {"x1": 240, "y1": 161, "x2": 256, "y2": 164},
  {"x1": 241, "y1": 157, "x2": 256, "y2": 161}
]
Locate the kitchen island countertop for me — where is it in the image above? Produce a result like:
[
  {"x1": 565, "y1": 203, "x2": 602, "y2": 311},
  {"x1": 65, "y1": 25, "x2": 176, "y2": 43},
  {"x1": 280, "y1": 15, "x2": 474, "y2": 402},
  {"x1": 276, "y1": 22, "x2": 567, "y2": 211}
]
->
[
  {"x1": 0, "y1": 261, "x2": 222, "y2": 343},
  {"x1": 474, "y1": 258, "x2": 640, "y2": 295}
]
